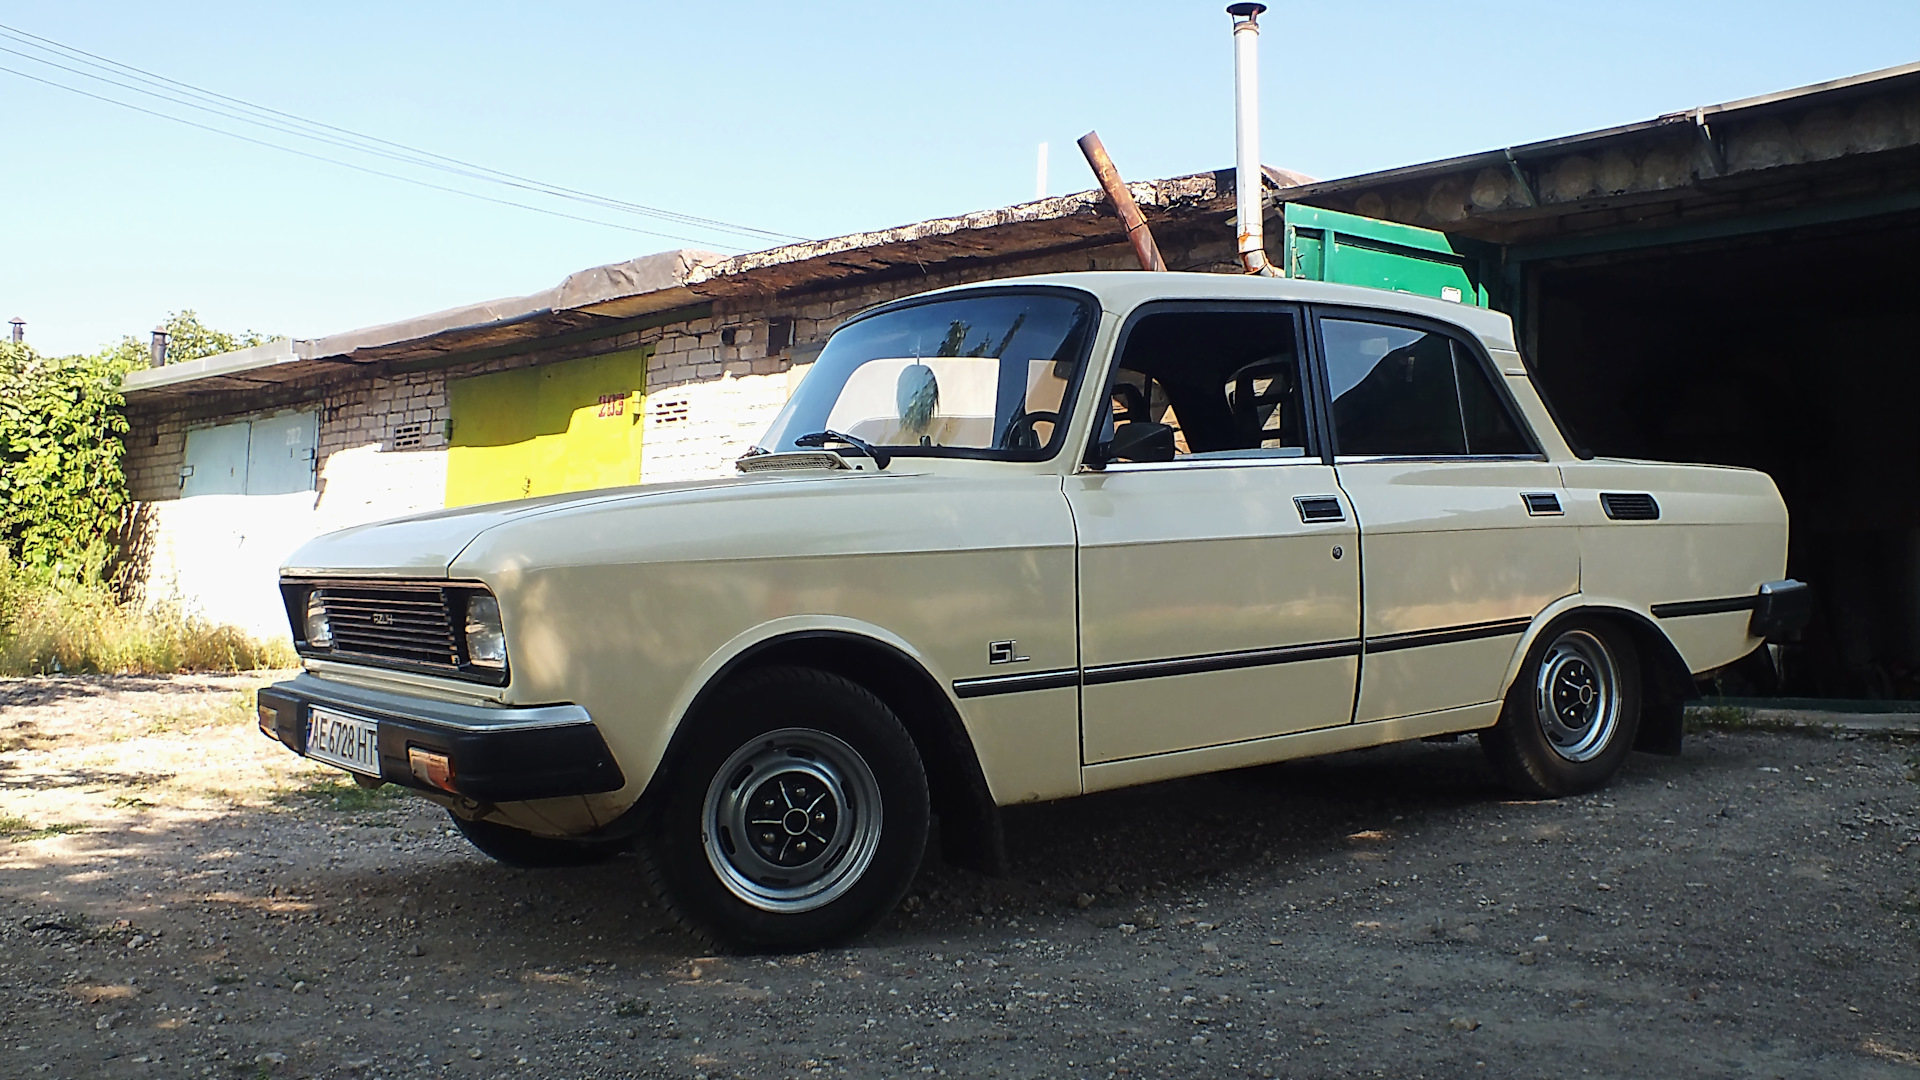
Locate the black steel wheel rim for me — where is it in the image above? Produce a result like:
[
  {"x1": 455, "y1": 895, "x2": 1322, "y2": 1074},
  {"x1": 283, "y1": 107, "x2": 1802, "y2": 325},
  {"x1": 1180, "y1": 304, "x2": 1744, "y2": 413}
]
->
[
  {"x1": 1533, "y1": 628, "x2": 1621, "y2": 763},
  {"x1": 701, "y1": 727, "x2": 884, "y2": 913}
]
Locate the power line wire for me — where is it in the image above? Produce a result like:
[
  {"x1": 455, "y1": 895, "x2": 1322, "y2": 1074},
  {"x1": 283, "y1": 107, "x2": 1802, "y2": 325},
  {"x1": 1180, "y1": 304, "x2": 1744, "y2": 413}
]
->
[
  {"x1": 0, "y1": 61, "x2": 738, "y2": 248},
  {"x1": 0, "y1": 21, "x2": 810, "y2": 246},
  {"x1": 0, "y1": 22, "x2": 805, "y2": 242}
]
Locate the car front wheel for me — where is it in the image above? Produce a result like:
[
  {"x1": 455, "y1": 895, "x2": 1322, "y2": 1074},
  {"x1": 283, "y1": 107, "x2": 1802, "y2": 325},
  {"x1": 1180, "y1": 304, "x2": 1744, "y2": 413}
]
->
[
  {"x1": 1480, "y1": 617, "x2": 1642, "y2": 798},
  {"x1": 639, "y1": 666, "x2": 929, "y2": 952}
]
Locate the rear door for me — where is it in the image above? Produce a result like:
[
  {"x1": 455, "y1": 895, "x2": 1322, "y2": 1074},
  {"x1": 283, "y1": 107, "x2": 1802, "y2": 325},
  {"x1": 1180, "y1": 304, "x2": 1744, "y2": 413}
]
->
[
  {"x1": 1067, "y1": 302, "x2": 1361, "y2": 765},
  {"x1": 1316, "y1": 308, "x2": 1578, "y2": 722}
]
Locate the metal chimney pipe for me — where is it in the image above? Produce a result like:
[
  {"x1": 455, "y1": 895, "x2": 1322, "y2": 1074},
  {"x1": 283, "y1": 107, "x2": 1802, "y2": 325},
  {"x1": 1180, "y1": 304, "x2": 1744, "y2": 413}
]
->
[
  {"x1": 7, "y1": 318, "x2": 22, "y2": 344},
  {"x1": 1078, "y1": 131, "x2": 1168, "y2": 272},
  {"x1": 150, "y1": 326, "x2": 170, "y2": 368},
  {"x1": 1229, "y1": 3, "x2": 1277, "y2": 276}
]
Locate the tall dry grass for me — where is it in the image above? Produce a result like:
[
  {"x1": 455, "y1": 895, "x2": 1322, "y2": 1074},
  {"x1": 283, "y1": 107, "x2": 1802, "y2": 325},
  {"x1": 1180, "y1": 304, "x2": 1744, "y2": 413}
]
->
[{"x1": 0, "y1": 558, "x2": 295, "y2": 676}]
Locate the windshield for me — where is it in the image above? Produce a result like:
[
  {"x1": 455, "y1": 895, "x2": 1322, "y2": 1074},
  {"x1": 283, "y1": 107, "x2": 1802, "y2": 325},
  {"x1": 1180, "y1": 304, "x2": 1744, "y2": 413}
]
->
[{"x1": 758, "y1": 290, "x2": 1096, "y2": 461}]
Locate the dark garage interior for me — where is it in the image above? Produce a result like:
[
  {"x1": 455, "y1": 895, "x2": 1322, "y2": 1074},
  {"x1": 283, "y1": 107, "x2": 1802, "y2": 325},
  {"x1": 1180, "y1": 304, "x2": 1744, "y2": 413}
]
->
[
  {"x1": 1269, "y1": 57, "x2": 1920, "y2": 702},
  {"x1": 1525, "y1": 214, "x2": 1920, "y2": 698}
]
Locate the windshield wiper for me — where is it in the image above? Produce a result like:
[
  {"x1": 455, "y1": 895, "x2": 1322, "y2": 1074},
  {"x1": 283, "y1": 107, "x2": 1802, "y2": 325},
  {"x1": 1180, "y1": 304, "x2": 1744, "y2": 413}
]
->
[{"x1": 792, "y1": 430, "x2": 891, "y2": 470}]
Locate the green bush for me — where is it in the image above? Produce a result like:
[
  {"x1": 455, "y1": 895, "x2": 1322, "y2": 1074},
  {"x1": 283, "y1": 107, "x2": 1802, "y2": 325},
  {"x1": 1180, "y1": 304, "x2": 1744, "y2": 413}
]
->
[
  {"x1": 0, "y1": 313, "x2": 292, "y2": 675},
  {"x1": 0, "y1": 340, "x2": 134, "y2": 578},
  {"x1": 0, "y1": 555, "x2": 295, "y2": 676}
]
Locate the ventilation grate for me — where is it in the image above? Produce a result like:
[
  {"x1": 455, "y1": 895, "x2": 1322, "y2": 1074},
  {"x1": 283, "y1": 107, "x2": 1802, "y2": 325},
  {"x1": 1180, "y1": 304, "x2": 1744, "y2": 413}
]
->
[
  {"x1": 650, "y1": 399, "x2": 691, "y2": 426},
  {"x1": 735, "y1": 451, "x2": 850, "y2": 474},
  {"x1": 391, "y1": 422, "x2": 425, "y2": 450},
  {"x1": 1600, "y1": 492, "x2": 1660, "y2": 521}
]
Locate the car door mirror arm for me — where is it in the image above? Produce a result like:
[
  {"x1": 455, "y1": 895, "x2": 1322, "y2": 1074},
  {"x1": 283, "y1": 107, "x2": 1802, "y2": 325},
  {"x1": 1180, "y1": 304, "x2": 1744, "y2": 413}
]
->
[{"x1": 1093, "y1": 422, "x2": 1177, "y2": 466}]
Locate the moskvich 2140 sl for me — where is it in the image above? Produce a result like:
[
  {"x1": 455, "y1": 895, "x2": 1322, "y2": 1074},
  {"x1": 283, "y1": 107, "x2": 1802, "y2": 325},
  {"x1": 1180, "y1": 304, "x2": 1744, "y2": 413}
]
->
[{"x1": 258, "y1": 269, "x2": 1808, "y2": 949}]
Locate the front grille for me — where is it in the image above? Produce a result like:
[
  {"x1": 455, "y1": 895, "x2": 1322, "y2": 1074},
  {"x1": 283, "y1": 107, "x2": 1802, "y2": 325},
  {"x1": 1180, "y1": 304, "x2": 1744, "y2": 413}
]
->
[
  {"x1": 317, "y1": 585, "x2": 460, "y2": 665},
  {"x1": 282, "y1": 579, "x2": 504, "y2": 685}
]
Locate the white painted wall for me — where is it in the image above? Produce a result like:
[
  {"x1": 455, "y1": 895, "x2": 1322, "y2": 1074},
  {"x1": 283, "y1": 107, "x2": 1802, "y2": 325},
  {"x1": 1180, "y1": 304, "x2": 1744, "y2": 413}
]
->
[
  {"x1": 137, "y1": 444, "x2": 449, "y2": 639},
  {"x1": 639, "y1": 370, "x2": 797, "y2": 485}
]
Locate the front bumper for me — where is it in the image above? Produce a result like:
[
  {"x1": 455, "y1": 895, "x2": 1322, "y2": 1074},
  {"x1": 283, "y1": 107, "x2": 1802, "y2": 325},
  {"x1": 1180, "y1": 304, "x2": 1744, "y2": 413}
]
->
[{"x1": 256, "y1": 672, "x2": 626, "y2": 803}]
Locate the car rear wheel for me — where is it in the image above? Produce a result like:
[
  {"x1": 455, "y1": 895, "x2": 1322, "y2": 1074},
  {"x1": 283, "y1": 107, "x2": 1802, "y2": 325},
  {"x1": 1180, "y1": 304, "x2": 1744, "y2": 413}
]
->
[
  {"x1": 450, "y1": 812, "x2": 629, "y2": 868},
  {"x1": 1480, "y1": 617, "x2": 1642, "y2": 798},
  {"x1": 638, "y1": 665, "x2": 929, "y2": 952}
]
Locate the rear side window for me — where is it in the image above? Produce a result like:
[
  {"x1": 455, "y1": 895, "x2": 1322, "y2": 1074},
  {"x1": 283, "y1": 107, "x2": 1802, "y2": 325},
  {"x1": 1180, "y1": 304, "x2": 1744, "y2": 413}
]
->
[{"x1": 1322, "y1": 318, "x2": 1528, "y2": 457}]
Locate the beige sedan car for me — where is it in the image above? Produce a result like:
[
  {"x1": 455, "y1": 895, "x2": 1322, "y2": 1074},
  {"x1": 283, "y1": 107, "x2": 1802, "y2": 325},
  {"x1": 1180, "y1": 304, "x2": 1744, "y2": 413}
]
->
[{"x1": 259, "y1": 271, "x2": 1808, "y2": 950}]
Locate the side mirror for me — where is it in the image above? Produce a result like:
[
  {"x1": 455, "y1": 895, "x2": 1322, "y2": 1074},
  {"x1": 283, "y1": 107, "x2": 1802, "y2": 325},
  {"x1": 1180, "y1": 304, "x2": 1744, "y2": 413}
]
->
[{"x1": 1098, "y1": 421, "x2": 1176, "y2": 464}]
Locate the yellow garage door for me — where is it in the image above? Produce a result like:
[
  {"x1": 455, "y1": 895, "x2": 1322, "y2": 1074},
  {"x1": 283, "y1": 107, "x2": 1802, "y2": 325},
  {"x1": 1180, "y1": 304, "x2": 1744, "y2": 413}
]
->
[{"x1": 444, "y1": 348, "x2": 649, "y2": 508}]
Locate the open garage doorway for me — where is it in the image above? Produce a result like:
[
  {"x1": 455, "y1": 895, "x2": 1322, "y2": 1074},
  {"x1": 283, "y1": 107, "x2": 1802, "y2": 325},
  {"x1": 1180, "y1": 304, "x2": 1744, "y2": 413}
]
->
[{"x1": 1524, "y1": 215, "x2": 1920, "y2": 698}]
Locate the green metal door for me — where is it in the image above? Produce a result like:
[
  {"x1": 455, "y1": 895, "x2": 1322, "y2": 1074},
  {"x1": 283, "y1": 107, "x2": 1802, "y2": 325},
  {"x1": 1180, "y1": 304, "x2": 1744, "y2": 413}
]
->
[
  {"x1": 180, "y1": 421, "x2": 251, "y2": 497},
  {"x1": 1281, "y1": 204, "x2": 1488, "y2": 306}
]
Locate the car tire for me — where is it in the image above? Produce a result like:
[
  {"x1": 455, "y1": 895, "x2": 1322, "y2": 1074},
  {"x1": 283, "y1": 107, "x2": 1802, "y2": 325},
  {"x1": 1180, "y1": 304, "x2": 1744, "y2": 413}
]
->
[
  {"x1": 637, "y1": 665, "x2": 930, "y2": 953},
  {"x1": 450, "y1": 812, "x2": 629, "y2": 868},
  {"x1": 1480, "y1": 616, "x2": 1642, "y2": 798}
]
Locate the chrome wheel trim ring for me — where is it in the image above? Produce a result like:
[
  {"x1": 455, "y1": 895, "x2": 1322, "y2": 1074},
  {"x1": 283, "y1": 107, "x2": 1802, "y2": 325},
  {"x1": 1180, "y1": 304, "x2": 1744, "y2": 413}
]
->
[
  {"x1": 701, "y1": 727, "x2": 884, "y2": 913},
  {"x1": 1533, "y1": 629, "x2": 1620, "y2": 763}
]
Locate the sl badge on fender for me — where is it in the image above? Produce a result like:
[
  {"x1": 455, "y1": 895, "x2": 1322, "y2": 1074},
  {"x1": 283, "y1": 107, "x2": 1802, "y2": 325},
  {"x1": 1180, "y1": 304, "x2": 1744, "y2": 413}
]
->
[{"x1": 987, "y1": 640, "x2": 1030, "y2": 665}]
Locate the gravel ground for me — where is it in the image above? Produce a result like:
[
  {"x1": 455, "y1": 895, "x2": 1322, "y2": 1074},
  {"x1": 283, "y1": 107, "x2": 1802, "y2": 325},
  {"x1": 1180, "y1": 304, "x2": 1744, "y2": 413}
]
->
[{"x1": 2, "y1": 673, "x2": 1917, "y2": 1080}]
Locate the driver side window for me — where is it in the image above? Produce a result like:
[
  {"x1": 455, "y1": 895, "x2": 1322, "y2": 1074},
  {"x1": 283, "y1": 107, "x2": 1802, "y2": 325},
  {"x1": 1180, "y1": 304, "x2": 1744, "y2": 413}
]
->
[{"x1": 1102, "y1": 308, "x2": 1310, "y2": 462}]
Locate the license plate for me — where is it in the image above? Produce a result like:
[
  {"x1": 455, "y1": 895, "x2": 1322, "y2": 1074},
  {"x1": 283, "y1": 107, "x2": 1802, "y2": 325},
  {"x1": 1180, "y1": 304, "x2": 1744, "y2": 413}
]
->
[{"x1": 305, "y1": 708, "x2": 382, "y2": 777}]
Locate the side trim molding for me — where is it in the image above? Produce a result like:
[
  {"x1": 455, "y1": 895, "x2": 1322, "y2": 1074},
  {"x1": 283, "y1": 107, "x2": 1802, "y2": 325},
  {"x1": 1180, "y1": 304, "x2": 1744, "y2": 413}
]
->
[
  {"x1": 1650, "y1": 596, "x2": 1759, "y2": 619},
  {"x1": 1085, "y1": 639, "x2": 1361, "y2": 685},
  {"x1": 949, "y1": 619, "x2": 1538, "y2": 699},
  {"x1": 951, "y1": 669, "x2": 1079, "y2": 699},
  {"x1": 1365, "y1": 617, "x2": 1532, "y2": 654}
]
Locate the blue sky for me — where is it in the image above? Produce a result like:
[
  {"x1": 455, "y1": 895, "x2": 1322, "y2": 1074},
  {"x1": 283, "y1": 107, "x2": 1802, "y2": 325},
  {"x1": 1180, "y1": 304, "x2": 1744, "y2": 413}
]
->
[{"x1": 4, "y1": 1, "x2": 1917, "y2": 357}]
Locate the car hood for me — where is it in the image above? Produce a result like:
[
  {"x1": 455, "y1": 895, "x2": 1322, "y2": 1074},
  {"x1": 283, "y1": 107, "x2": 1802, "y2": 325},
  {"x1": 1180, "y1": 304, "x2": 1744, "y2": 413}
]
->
[{"x1": 282, "y1": 473, "x2": 826, "y2": 578}]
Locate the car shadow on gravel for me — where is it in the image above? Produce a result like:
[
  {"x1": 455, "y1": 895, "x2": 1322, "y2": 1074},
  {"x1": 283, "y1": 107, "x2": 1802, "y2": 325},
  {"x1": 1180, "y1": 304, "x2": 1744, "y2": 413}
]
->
[
  {"x1": 877, "y1": 737, "x2": 1531, "y2": 937},
  {"x1": 10, "y1": 737, "x2": 1677, "y2": 966},
  {"x1": 302, "y1": 738, "x2": 1667, "y2": 961}
]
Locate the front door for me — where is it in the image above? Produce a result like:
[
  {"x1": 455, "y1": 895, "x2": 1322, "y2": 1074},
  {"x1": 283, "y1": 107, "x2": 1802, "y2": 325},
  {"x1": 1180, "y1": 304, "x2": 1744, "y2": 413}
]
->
[
  {"x1": 1314, "y1": 309, "x2": 1580, "y2": 722},
  {"x1": 1067, "y1": 303, "x2": 1362, "y2": 764}
]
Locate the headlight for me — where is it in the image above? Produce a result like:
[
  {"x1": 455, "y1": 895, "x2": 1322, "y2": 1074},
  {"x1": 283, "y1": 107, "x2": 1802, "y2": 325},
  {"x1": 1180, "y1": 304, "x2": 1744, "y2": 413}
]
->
[
  {"x1": 304, "y1": 592, "x2": 332, "y2": 648},
  {"x1": 463, "y1": 594, "x2": 506, "y2": 669}
]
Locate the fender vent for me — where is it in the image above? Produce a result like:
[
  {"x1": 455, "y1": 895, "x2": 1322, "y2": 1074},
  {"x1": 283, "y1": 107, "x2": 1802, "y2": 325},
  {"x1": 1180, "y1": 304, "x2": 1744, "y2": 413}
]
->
[
  {"x1": 1294, "y1": 495, "x2": 1345, "y2": 523},
  {"x1": 1601, "y1": 492, "x2": 1660, "y2": 521},
  {"x1": 1522, "y1": 492, "x2": 1563, "y2": 516}
]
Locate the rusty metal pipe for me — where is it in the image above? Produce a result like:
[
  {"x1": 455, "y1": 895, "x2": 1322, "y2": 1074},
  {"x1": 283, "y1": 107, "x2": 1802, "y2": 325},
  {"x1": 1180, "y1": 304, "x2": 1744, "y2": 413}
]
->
[{"x1": 1077, "y1": 131, "x2": 1167, "y2": 272}]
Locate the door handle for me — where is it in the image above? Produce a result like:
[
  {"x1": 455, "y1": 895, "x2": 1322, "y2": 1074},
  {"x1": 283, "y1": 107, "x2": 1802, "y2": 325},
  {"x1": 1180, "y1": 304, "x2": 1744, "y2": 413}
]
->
[
  {"x1": 1295, "y1": 495, "x2": 1345, "y2": 523},
  {"x1": 1521, "y1": 492, "x2": 1563, "y2": 516}
]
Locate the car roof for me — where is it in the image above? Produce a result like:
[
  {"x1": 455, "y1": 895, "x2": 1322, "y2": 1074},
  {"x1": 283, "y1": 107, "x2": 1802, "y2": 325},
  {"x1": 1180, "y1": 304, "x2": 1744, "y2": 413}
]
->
[{"x1": 902, "y1": 271, "x2": 1519, "y2": 353}]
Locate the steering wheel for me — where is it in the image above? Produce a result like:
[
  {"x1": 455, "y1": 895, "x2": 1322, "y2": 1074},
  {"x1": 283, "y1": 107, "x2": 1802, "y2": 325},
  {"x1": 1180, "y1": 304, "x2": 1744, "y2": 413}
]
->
[{"x1": 999, "y1": 410, "x2": 1061, "y2": 451}]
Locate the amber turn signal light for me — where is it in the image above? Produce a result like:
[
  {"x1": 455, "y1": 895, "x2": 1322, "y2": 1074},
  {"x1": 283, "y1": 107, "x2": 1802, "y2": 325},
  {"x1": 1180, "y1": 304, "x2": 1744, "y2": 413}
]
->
[{"x1": 407, "y1": 747, "x2": 456, "y2": 792}]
